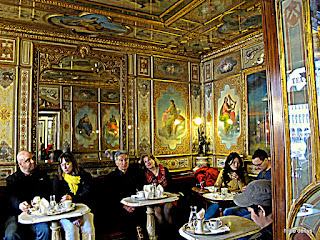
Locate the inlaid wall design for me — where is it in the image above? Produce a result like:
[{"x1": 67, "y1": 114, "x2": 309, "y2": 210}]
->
[
  {"x1": 204, "y1": 83, "x2": 214, "y2": 154},
  {"x1": 127, "y1": 77, "x2": 135, "y2": 156},
  {"x1": 0, "y1": 38, "x2": 15, "y2": 63},
  {"x1": 159, "y1": 156, "x2": 191, "y2": 171},
  {"x1": 191, "y1": 84, "x2": 201, "y2": 153},
  {"x1": 137, "y1": 55, "x2": 151, "y2": 77},
  {"x1": 137, "y1": 79, "x2": 151, "y2": 156},
  {"x1": 190, "y1": 63, "x2": 199, "y2": 83},
  {"x1": 19, "y1": 69, "x2": 30, "y2": 152},
  {"x1": 0, "y1": 66, "x2": 15, "y2": 162}
]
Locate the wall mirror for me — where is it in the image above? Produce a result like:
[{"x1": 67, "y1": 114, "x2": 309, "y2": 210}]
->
[{"x1": 33, "y1": 44, "x2": 127, "y2": 162}]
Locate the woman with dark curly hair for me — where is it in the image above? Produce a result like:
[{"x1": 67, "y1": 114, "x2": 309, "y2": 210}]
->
[{"x1": 204, "y1": 152, "x2": 250, "y2": 220}]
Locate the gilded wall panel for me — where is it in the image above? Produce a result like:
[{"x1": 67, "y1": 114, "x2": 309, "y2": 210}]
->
[
  {"x1": 0, "y1": 38, "x2": 15, "y2": 63},
  {"x1": 190, "y1": 63, "x2": 200, "y2": 83},
  {"x1": 127, "y1": 77, "x2": 135, "y2": 156},
  {"x1": 137, "y1": 55, "x2": 151, "y2": 77},
  {"x1": 204, "y1": 61, "x2": 212, "y2": 82},
  {"x1": 137, "y1": 79, "x2": 151, "y2": 156},
  {"x1": 0, "y1": 66, "x2": 15, "y2": 162},
  {"x1": 153, "y1": 57, "x2": 188, "y2": 81},
  {"x1": 20, "y1": 40, "x2": 32, "y2": 66},
  {"x1": 158, "y1": 156, "x2": 191, "y2": 171},
  {"x1": 191, "y1": 84, "x2": 201, "y2": 153},
  {"x1": 19, "y1": 69, "x2": 30, "y2": 151},
  {"x1": 214, "y1": 75, "x2": 245, "y2": 154},
  {"x1": 153, "y1": 81, "x2": 190, "y2": 155},
  {"x1": 205, "y1": 83, "x2": 213, "y2": 154},
  {"x1": 0, "y1": 166, "x2": 15, "y2": 186},
  {"x1": 62, "y1": 102, "x2": 71, "y2": 149}
]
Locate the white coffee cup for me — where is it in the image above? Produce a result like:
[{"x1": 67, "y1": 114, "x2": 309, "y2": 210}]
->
[
  {"x1": 208, "y1": 218, "x2": 223, "y2": 230},
  {"x1": 137, "y1": 191, "x2": 145, "y2": 198},
  {"x1": 221, "y1": 187, "x2": 228, "y2": 195},
  {"x1": 63, "y1": 200, "x2": 72, "y2": 209}
]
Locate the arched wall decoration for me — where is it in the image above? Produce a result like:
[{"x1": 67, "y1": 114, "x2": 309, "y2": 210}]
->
[{"x1": 32, "y1": 44, "x2": 127, "y2": 156}]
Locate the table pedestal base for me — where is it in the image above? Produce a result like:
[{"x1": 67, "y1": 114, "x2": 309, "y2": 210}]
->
[
  {"x1": 50, "y1": 221, "x2": 61, "y2": 240},
  {"x1": 146, "y1": 206, "x2": 157, "y2": 240}
]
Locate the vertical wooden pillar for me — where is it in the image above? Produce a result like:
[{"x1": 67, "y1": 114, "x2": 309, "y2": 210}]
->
[{"x1": 261, "y1": 0, "x2": 286, "y2": 240}]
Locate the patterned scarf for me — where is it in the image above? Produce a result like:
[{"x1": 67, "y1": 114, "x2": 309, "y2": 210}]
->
[
  {"x1": 62, "y1": 172, "x2": 81, "y2": 194},
  {"x1": 145, "y1": 164, "x2": 167, "y2": 187}
]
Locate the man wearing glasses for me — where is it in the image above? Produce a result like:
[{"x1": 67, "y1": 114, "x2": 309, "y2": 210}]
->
[
  {"x1": 4, "y1": 150, "x2": 51, "y2": 240},
  {"x1": 223, "y1": 149, "x2": 271, "y2": 219}
]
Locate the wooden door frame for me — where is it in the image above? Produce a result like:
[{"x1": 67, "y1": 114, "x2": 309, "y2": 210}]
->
[{"x1": 261, "y1": 0, "x2": 286, "y2": 239}]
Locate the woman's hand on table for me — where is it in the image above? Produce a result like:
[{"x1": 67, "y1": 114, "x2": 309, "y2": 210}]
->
[
  {"x1": 123, "y1": 205, "x2": 135, "y2": 213},
  {"x1": 61, "y1": 194, "x2": 72, "y2": 202},
  {"x1": 19, "y1": 201, "x2": 30, "y2": 212},
  {"x1": 72, "y1": 218, "x2": 83, "y2": 227}
]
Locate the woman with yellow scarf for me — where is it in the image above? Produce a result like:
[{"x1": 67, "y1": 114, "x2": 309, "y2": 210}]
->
[{"x1": 53, "y1": 152, "x2": 95, "y2": 240}]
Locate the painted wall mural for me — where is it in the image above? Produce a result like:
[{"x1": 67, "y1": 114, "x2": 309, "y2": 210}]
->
[
  {"x1": 154, "y1": 81, "x2": 190, "y2": 155},
  {"x1": 101, "y1": 104, "x2": 120, "y2": 150},
  {"x1": 39, "y1": 85, "x2": 60, "y2": 109},
  {"x1": 242, "y1": 42, "x2": 265, "y2": 69},
  {"x1": 73, "y1": 103, "x2": 98, "y2": 151},
  {"x1": 214, "y1": 75, "x2": 245, "y2": 154}
]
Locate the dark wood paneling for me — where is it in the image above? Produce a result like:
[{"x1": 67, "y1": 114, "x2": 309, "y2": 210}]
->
[{"x1": 261, "y1": 0, "x2": 286, "y2": 239}]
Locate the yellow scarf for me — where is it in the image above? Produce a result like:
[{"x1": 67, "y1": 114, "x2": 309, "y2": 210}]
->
[{"x1": 62, "y1": 172, "x2": 81, "y2": 195}]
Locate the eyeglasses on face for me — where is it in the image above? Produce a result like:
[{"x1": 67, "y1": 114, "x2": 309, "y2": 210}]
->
[
  {"x1": 60, "y1": 162, "x2": 71, "y2": 168},
  {"x1": 254, "y1": 160, "x2": 264, "y2": 167}
]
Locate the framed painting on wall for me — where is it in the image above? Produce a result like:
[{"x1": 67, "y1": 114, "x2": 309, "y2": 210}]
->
[
  {"x1": 153, "y1": 81, "x2": 190, "y2": 155},
  {"x1": 72, "y1": 102, "x2": 98, "y2": 152},
  {"x1": 214, "y1": 75, "x2": 245, "y2": 154},
  {"x1": 244, "y1": 68, "x2": 270, "y2": 156},
  {"x1": 39, "y1": 85, "x2": 60, "y2": 109},
  {"x1": 0, "y1": 166, "x2": 15, "y2": 186},
  {"x1": 101, "y1": 103, "x2": 120, "y2": 150}
]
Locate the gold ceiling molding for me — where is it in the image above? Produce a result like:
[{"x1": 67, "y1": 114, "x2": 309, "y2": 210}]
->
[
  {"x1": 35, "y1": 0, "x2": 164, "y2": 27},
  {"x1": 202, "y1": 31, "x2": 263, "y2": 61},
  {"x1": 0, "y1": 24, "x2": 199, "y2": 61},
  {"x1": 164, "y1": 0, "x2": 206, "y2": 26},
  {"x1": 160, "y1": 0, "x2": 185, "y2": 19}
]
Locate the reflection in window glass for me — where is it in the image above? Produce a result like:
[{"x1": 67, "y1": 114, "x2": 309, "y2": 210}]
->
[
  {"x1": 287, "y1": 68, "x2": 312, "y2": 199},
  {"x1": 281, "y1": 0, "x2": 312, "y2": 201}
]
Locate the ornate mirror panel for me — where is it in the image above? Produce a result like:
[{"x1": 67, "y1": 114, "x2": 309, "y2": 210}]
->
[{"x1": 32, "y1": 44, "x2": 127, "y2": 162}]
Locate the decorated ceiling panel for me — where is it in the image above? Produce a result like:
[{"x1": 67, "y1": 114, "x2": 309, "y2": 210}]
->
[{"x1": 0, "y1": 0, "x2": 262, "y2": 57}]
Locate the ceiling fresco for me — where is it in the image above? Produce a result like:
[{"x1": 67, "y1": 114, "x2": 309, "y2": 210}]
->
[{"x1": 0, "y1": 0, "x2": 262, "y2": 57}]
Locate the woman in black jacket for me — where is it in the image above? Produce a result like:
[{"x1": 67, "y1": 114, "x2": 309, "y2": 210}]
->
[{"x1": 53, "y1": 152, "x2": 95, "y2": 240}]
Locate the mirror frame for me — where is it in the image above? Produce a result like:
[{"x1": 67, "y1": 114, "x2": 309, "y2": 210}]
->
[{"x1": 32, "y1": 44, "x2": 127, "y2": 160}]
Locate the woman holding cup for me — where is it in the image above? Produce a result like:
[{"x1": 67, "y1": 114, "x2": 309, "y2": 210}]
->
[
  {"x1": 53, "y1": 151, "x2": 95, "y2": 240},
  {"x1": 204, "y1": 152, "x2": 250, "y2": 220}
]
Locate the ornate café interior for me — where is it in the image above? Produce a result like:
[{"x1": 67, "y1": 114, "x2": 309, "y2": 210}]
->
[{"x1": 1, "y1": 0, "x2": 320, "y2": 239}]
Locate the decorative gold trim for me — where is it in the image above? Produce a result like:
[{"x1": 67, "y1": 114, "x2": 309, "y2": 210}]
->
[
  {"x1": 152, "y1": 78, "x2": 189, "y2": 84},
  {"x1": 160, "y1": 0, "x2": 185, "y2": 19},
  {"x1": 202, "y1": 31, "x2": 263, "y2": 61},
  {"x1": 165, "y1": 0, "x2": 206, "y2": 26},
  {"x1": 0, "y1": 28, "x2": 199, "y2": 61}
]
